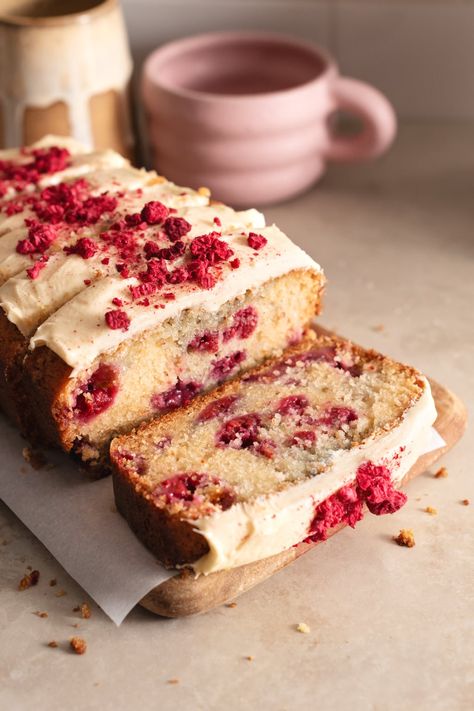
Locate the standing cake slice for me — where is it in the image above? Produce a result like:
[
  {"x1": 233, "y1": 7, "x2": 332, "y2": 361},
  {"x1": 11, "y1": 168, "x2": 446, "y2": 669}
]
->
[{"x1": 111, "y1": 332, "x2": 437, "y2": 573}]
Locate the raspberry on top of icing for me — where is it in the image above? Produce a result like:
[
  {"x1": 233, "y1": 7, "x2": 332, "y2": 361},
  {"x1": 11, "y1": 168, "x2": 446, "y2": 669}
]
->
[
  {"x1": 16, "y1": 221, "x2": 57, "y2": 255},
  {"x1": 0, "y1": 146, "x2": 70, "y2": 190}
]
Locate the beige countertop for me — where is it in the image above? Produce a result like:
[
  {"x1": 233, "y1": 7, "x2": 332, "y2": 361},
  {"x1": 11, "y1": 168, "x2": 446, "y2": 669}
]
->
[{"x1": 0, "y1": 121, "x2": 472, "y2": 711}]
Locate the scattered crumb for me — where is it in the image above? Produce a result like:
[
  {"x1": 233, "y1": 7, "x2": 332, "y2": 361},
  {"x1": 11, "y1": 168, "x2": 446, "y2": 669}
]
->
[
  {"x1": 245, "y1": 655, "x2": 254, "y2": 662},
  {"x1": 167, "y1": 678, "x2": 180, "y2": 685},
  {"x1": 22, "y1": 447, "x2": 47, "y2": 470},
  {"x1": 49, "y1": 578, "x2": 57, "y2": 587},
  {"x1": 80, "y1": 603, "x2": 91, "y2": 619},
  {"x1": 371, "y1": 324, "x2": 385, "y2": 333},
  {"x1": 70, "y1": 637, "x2": 87, "y2": 655},
  {"x1": 394, "y1": 529, "x2": 415, "y2": 547},
  {"x1": 110, "y1": 505, "x2": 118, "y2": 514},
  {"x1": 72, "y1": 623, "x2": 80, "y2": 629},
  {"x1": 55, "y1": 589, "x2": 67, "y2": 597},
  {"x1": 226, "y1": 602, "x2": 237, "y2": 609},
  {"x1": 197, "y1": 186, "x2": 211, "y2": 197},
  {"x1": 33, "y1": 611, "x2": 48, "y2": 618},
  {"x1": 425, "y1": 506, "x2": 438, "y2": 515},
  {"x1": 47, "y1": 641, "x2": 58, "y2": 648},
  {"x1": 73, "y1": 605, "x2": 80, "y2": 612},
  {"x1": 296, "y1": 622, "x2": 311, "y2": 634},
  {"x1": 27, "y1": 565, "x2": 32, "y2": 571},
  {"x1": 434, "y1": 466, "x2": 448, "y2": 479},
  {"x1": 18, "y1": 569, "x2": 40, "y2": 590},
  {"x1": 461, "y1": 499, "x2": 470, "y2": 506},
  {"x1": 1, "y1": 539, "x2": 9, "y2": 546}
]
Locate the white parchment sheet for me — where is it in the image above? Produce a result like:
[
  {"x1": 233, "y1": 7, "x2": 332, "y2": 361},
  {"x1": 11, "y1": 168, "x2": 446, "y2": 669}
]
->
[{"x1": 0, "y1": 415, "x2": 446, "y2": 625}]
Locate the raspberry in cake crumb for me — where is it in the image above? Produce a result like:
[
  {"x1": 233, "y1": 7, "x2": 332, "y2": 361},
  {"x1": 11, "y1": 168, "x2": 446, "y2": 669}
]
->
[
  {"x1": 152, "y1": 379, "x2": 202, "y2": 413},
  {"x1": 73, "y1": 364, "x2": 119, "y2": 422},
  {"x1": 153, "y1": 473, "x2": 236, "y2": 511},
  {"x1": 394, "y1": 529, "x2": 415, "y2": 547},
  {"x1": 70, "y1": 637, "x2": 87, "y2": 655},
  {"x1": 288, "y1": 430, "x2": 316, "y2": 448},
  {"x1": 223, "y1": 306, "x2": 258, "y2": 342},
  {"x1": 247, "y1": 232, "x2": 267, "y2": 250},
  {"x1": 317, "y1": 406, "x2": 358, "y2": 429},
  {"x1": 105, "y1": 309, "x2": 130, "y2": 331},
  {"x1": 216, "y1": 413, "x2": 261, "y2": 450},
  {"x1": 140, "y1": 200, "x2": 169, "y2": 224},
  {"x1": 211, "y1": 351, "x2": 246, "y2": 381},
  {"x1": 198, "y1": 395, "x2": 239, "y2": 422},
  {"x1": 276, "y1": 395, "x2": 309, "y2": 417},
  {"x1": 188, "y1": 330, "x2": 219, "y2": 353},
  {"x1": 18, "y1": 569, "x2": 40, "y2": 590}
]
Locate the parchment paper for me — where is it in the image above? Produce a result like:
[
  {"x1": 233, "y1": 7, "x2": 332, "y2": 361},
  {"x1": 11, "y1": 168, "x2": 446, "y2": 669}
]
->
[{"x1": 0, "y1": 415, "x2": 445, "y2": 625}]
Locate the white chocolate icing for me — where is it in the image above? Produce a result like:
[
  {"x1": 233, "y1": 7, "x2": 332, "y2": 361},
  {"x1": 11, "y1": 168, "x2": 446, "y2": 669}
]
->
[{"x1": 191, "y1": 382, "x2": 437, "y2": 574}]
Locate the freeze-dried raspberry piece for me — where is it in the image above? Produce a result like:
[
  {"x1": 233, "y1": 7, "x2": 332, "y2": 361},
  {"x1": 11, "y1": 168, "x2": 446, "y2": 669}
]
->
[
  {"x1": 73, "y1": 364, "x2": 119, "y2": 422},
  {"x1": 151, "y1": 379, "x2": 202, "y2": 413},
  {"x1": 129, "y1": 282, "x2": 159, "y2": 300},
  {"x1": 16, "y1": 221, "x2": 57, "y2": 254},
  {"x1": 145, "y1": 240, "x2": 186, "y2": 261},
  {"x1": 198, "y1": 395, "x2": 239, "y2": 422},
  {"x1": 188, "y1": 259, "x2": 216, "y2": 289},
  {"x1": 188, "y1": 330, "x2": 219, "y2": 353},
  {"x1": 306, "y1": 484, "x2": 364, "y2": 543},
  {"x1": 211, "y1": 350, "x2": 246, "y2": 380},
  {"x1": 216, "y1": 413, "x2": 261, "y2": 449},
  {"x1": 64, "y1": 237, "x2": 98, "y2": 259},
  {"x1": 276, "y1": 395, "x2": 309, "y2": 416},
  {"x1": 167, "y1": 265, "x2": 189, "y2": 284},
  {"x1": 153, "y1": 472, "x2": 236, "y2": 511},
  {"x1": 138, "y1": 258, "x2": 168, "y2": 285},
  {"x1": 140, "y1": 200, "x2": 169, "y2": 225},
  {"x1": 190, "y1": 232, "x2": 234, "y2": 265},
  {"x1": 163, "y1": 216, "x2": 191, "y2": 242},
  {"x1": 26, "y1": 256, "x2": 49, "y2": 280},
  {"x1": 105, "y1": 309, "x2": 130, "y2": 331},
  {"x1": 247, "y1": 232, "x2": 267, "y2": 250},
  {"x1": 125, "y1": 212, "x2": 142, "y2": 227},
  {"x1": 65, "y1": 194, "x2": 117, "y2": 226},
  {"x1": 223, "y1": 306, "x2": 258, "y2": 342},
  {"x1": 356, "y1": 461, "x2": 407, "y2": 515}
]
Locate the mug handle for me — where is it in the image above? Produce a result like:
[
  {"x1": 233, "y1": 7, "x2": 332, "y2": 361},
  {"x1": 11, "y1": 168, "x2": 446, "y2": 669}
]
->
[{"x1": 325, "y1": 77, "x2": 397, "y2": 161}]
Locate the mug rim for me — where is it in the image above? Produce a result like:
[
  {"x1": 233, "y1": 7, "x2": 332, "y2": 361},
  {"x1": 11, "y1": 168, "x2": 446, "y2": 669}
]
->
[
  {"x1": 143, "y1": 30, "x2": 336, "y2": 103},
  {"x1": 0, "y1": 0, "x2": 117, "y2": 27}
]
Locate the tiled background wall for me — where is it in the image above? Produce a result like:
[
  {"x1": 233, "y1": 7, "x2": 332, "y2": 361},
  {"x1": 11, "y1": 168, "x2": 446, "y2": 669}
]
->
[{"x1": 122, "y1": 0, "x2": 474, "y2": 119}]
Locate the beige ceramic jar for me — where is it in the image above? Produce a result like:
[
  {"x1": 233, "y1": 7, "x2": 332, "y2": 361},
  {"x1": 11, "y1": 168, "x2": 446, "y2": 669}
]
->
[{"x1": 0, "y1": 0, "x2": 133, "y2": 156}]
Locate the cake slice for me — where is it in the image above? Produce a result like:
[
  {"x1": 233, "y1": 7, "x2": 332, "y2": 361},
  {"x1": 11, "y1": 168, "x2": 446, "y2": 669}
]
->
[
  {"x1": 111, "y1": 331, "x2": 437, "y2": 574},
  {"x1": 0, "y1": 138, "x2": 324, "y2": 472}
]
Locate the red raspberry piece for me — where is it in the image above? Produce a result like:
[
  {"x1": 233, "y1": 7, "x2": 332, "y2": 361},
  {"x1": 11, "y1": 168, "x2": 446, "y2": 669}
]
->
[
  {"x1": 356, "y1": 461, "x2": 407, "y2": 515},
  {"x1": 105, "y1": 309, "x2": 130, "y2": 331},
  {"x1": 247, "y1": 232, "x2": 267, "y2": 250},
  {"x1": 145, "y1": 240, "x2": 186, "y2": 261},
  {"x1": 64, "y1": 237, "x2": 98, "y2": 259},
  {"x1": 223, "y1": 306, "x2": 258, "y2": 342},
  {"x1": 188, "y1": 259, "x2": 217, "y2": 289},
  {"x1": 198, "y1": 395, "x2": 239, "y2": 423},
  {"x1": 16, "y1": 222, "x2": 57, "y2": 254},
  {"x1": 151, "y1": 379, "x2": 202, "y2": 413},
  {"x1": 4, "y1": 201, "x2": 24, "y2": 216},
  {"x1": 138, "y1": 258, "x2": 168, "y2": 285},
  {"x1": 276, "y1": 395, "x2": 309, "y2": 416},
  {"x1": 73, "y1": 364, "x2": 119, "y2": 422},
  {"x1": 112, "y1": 298, "x2": 123, "y2": 307},
  {"x1": 163, "y1": 216, "x2": 191, "y2": 242},
  {"x1": 26, "y1": 256, "x2": 48, "y2": 280},
  {"x1": 190, "y1": 232, "x2": 233, "y2": 265},
  {"x1": 129, "y1": 282, "x2": 159, "y2": 300},
  {"x1": 187, "y1": 330, "x2": 219, "y2": 353},
  {"x1": 140, "y1": 201, "x2": 169, "y2": 225},
  {"x1": 125, "y1": 213, "x2": 142, "y2": 227},
  {"x1": 256, "y1": 439, "x2": 276, "y2": 459},
  {"x1": 230, "y1": 258, "x2": 240, "y2": 269},
  {"x1": 166, "y1": 265, "x2": 189, "y2": 284},
  {"x1": 213, "y1": 216, "x2": 222, "y2": 226},
  {"x1": 211, "y1": 350, "x2": 246, "y2": 381},
  {"x1": 216, "y1": 413, "x2": 261, "y2": 449}
]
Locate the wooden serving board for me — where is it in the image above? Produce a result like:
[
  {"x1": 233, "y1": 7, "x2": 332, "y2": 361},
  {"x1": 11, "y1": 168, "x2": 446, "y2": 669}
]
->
[{"x1": 139, "y1": 378, "x2": 467, "y2": 618}]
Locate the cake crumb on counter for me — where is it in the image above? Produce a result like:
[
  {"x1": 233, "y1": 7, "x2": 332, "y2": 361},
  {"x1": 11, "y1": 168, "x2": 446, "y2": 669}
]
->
[
  {"x1": 461, "y1": 499, "x2": 470, "y2": 506},
  {"x1": 394, "y1": 529, "x2": 415, "y2": 547},
  {"x1": 226, "y1": 602, "x2": 237, "y2": 608},
  {"x1": 33, "y1": 610, "x2": 48, "y2": 618},
  {"x1": 22, "y1": 447, "x2": 47, "y2": 470},
  {"x1": 47, "y1": 641, "x2": 58, "y2": 648},
  {"x1": 18, "y1": 569, "x2": 40, "y2": 590},
  {"x1": 167, "y1": 678, "x2": 180, "y2": 685},
  {"x1": 296, "y1": 623, "x2": 311, "y2": 634},
  {"x1": 70, "y1": 637, "x2": 87, "y2": 655},
  {"x1": 425, "y1": 506, "x2": 437, "y2": 515},
  {"x1": 434, "y1": 466, "x2": 448, "y2": 479}
]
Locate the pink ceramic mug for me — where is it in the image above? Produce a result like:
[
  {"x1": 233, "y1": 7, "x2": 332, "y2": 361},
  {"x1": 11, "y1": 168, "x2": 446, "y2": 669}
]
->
[{"x1": 142, "y1": 31, "x2": 397, "y2": 206}]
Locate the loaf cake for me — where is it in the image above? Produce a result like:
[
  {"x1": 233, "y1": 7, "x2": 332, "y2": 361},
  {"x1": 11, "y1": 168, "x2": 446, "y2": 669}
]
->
[
  {"x1": 111, "y1": 331, "x2": 437, "y2": 574},
  {"x1": 0, "y1": 137, "x2": 325, "y2": 472}
]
